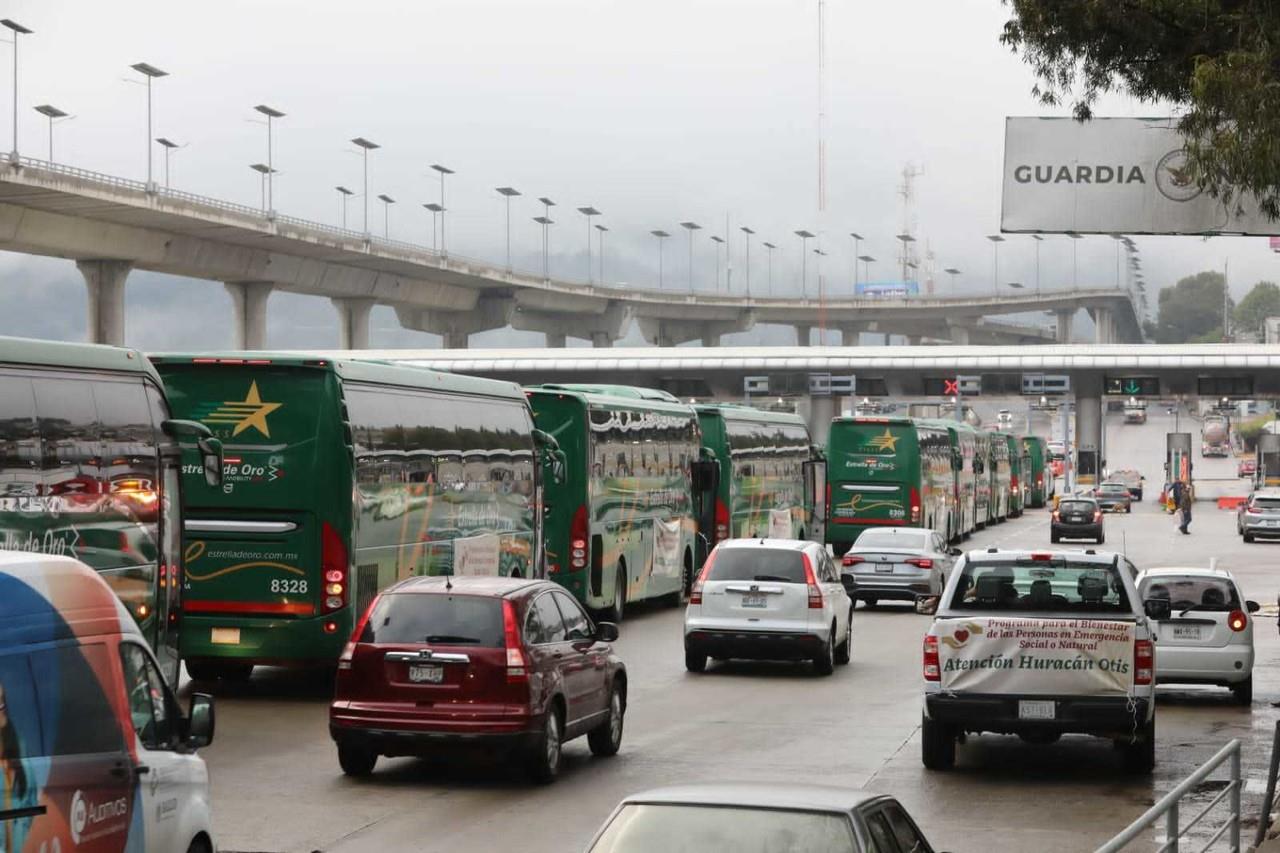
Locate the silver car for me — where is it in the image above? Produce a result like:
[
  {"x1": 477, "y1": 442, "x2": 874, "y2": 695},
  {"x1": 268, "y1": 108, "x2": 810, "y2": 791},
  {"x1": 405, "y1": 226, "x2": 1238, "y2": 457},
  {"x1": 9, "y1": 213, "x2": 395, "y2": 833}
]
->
[
  {"x1": 840, "y1": 527, "x2": 958, "y2": 607},
  {"x1": 1238, "y1": 489, "x2": 1280, "y2": 541},
  {"x1": 584, "y1": 783, "x2": 941, "y2": 853}
]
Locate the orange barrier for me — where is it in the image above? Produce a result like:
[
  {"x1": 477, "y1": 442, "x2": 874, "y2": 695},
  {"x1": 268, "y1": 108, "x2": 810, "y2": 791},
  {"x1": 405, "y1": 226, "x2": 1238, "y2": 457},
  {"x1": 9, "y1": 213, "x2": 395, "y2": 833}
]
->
[{"x1": 1218, "y1": 496, "x2": 1248, "y2": 510}]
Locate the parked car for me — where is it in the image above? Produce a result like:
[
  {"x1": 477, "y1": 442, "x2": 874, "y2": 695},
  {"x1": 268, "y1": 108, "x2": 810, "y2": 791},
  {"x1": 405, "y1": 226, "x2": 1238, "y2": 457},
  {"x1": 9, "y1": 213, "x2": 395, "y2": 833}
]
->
[
  {"x1": 1051, "y1": 496, "x2": 1105, "y2": 544},
  {"x1": 1094, "y1": 482, "x2": 1133, "y2": 513},
  {"x1": 329, "y1": 576, "x2": 625, "y2": 784},
  {"x1": 921, "y1": 549, "x2": 1161, "y2": 773},
  {"x1": 1110, "y1": 468, "x2": 1145, "y2": 501},
  {"x1": 1237, "y1": 489, "x2": 1280, "y2": 542},
  {"x1": 684, "y1": 539, "x2": 852, "y2": 675},
  {"x1": 1138, "y1": 568, "x2": 1257, "y2": 705},
  {"x1": 0, "y1": 553, "x2": 216, "y2": 853},
  {"x1": 584, "y1": 784, "x2": 942, "y2": 853},
  {"x1": 1239, "y1": 458, "x2": 1258, "y2": 479},
  {"x1": 841, "y1": 527, "x2": 958, "y2": 608}
]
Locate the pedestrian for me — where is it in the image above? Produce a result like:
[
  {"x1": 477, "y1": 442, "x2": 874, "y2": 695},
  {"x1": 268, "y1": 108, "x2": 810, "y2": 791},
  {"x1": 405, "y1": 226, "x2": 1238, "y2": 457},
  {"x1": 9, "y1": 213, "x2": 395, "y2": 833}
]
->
[{"x1": 1178, "y1": 483, "x2": 1192, "y2": 534}]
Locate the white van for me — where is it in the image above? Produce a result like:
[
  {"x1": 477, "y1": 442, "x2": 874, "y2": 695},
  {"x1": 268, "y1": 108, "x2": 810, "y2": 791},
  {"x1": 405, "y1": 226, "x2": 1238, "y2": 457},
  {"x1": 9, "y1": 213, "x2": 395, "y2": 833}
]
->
[{"x1": 0, "y1": 552, "x2": 216, "y2": 853}]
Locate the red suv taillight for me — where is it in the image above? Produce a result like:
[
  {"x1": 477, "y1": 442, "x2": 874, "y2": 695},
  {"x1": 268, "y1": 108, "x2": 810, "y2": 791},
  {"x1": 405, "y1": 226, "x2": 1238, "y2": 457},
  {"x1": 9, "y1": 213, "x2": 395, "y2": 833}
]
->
[
  {"x1": 715, "y1": 498, "x2": 730, "y2": 543},
  {"x1": 1228, "y1": 610, "x2": 1248, "y2": 632},
  {"x1": 689, "y1": 552, "x2": 716, "y2": 605},
  {"x1": 923, "y1": 635, "x2": 940, "y2": 682},
  {"x1": 802, "y1": 553, "x2": 823, "y2": 609},
  {"x1": 1134, "y1": 639, "x2": 1154, "y2": 685},
  {"x1": 502, "y1": 599, "x2": 528, "y2": 684},
  {"x1": 321, "y1": 522, "x2": 348, "y2": 615},
  {"x1": 909, "y1": 486, "x2": 921, "y2": 524},
  {"x1": 906, "y1": 558, "x2": 934, "y2": 569},
  {"x1": 338, "y1": 595, "x2": 378, "y2": 670}
]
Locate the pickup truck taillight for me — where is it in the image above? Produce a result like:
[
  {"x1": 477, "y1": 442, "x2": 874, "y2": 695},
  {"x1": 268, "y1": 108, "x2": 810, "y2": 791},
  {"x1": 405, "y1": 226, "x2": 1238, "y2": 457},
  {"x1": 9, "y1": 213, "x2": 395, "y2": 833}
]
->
[
  {"x1": 923, "y1": 635, "x2": 940, "y2": 682},
  {"x1": 1134, "y1": 639, "x2": 1154, "y2": 685}
]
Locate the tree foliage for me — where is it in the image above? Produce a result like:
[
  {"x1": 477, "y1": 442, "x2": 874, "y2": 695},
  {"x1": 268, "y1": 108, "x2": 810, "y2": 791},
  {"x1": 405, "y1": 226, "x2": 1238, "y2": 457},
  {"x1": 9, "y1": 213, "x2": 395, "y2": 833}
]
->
[
  {"x1": 1149, "y1": 271, "x2": 1231, "y2": 343},
  {"x1": 1002, "y1": 1, "x2": 1280, "y2": 217},
  {"x1": 1233, "y1": 280, "x2": 1280, "y2": 337}
]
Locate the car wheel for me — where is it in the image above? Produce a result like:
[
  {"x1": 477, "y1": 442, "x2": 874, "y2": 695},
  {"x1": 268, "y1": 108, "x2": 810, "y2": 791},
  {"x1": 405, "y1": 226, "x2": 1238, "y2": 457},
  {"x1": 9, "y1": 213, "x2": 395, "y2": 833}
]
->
[
  {"x1": 337, "y1": 743, "x2": 377, "y2": 777},
  {"x1": 609, "y1": 566, "x2": 626, "y2": 623},
  {"x1": 685, "y1": 647, "x2": 707, "y2": 673},
  {"x1": 834, "y1": 615, "x2": 852, "y2": 666},
  {"x1": 862, "y1": 596, "x2": 878, "y2": 608},
  {"x1": 921, "y1": 714, "x2": 956, "y2": 770},
  {"x1": 813, "y1": 629, "x2": 836, "y2": 676},
  {"x1": 1231, "y1": 677, "x2": 1253, "y2": 706},
  {"x1": 1050, "y1": 533, "x2": 1059, "y2": 544},
  {"x1": 1120, "y1": 718, "x2": 1155, "y2": 774},
  {"x1": 185, "y1": 837, "x2": 212, "y2": 853},
  {"x1": 526, "y1": 706, "x2": 563, "y2": 784},
  {"x1": 588, "y1": 683, "x2": 625, "y2": 757},
  {"x1": 1097, "y1": 535, "x2": 1105, "y2": 545},
  {"x1": 1244, "y1": 533, "x2": 1255, "y2": 543}
]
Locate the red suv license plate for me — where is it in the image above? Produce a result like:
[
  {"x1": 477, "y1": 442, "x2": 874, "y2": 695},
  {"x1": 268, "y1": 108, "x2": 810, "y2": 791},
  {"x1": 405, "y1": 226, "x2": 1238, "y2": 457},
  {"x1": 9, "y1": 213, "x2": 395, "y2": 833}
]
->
[{"x1": 409, "y1": 664, "x2": 444, "y2": 683}]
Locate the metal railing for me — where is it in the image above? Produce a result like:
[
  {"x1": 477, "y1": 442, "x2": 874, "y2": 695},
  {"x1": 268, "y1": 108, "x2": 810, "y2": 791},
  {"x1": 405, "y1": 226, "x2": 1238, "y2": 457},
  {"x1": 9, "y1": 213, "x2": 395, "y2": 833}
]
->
[
  {"x1": 1253, "y1": 722, "x2": 1280, "y2": 848},
  {"x1": 1096, "y1": 739, "x2": 1242, "y2": 853}
]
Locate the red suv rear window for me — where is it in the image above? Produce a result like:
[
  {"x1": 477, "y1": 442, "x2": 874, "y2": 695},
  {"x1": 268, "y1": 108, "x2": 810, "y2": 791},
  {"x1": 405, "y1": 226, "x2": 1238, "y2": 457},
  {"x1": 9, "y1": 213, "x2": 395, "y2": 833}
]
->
[{"x1": 359, "y1": 593, "x2": 505, "y2": 647}]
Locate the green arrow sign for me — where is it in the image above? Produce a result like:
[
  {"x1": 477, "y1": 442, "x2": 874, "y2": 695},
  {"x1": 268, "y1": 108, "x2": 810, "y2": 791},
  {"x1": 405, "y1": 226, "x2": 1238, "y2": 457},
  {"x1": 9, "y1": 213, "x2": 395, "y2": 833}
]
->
[{"x1": 1123, "y1": 380, "x2": 1140, "y2": 395}]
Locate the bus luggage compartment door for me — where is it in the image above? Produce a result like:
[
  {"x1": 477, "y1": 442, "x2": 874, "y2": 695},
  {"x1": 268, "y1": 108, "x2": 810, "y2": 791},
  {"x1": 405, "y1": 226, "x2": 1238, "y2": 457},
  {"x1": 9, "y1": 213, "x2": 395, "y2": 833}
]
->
[{"x1": 803, "y1": 459, "x2": 826, "y2": 544}]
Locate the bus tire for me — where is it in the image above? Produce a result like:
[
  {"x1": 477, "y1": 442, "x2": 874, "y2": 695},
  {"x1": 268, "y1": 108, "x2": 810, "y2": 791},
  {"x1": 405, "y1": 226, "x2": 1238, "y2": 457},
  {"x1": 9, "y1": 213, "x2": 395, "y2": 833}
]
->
[
  {"x1": 609, "y1": 565, "x2": 626, "y2": 623},
  {"x1": 337, "y1": 743, "x2": 377, "y2": 777}
]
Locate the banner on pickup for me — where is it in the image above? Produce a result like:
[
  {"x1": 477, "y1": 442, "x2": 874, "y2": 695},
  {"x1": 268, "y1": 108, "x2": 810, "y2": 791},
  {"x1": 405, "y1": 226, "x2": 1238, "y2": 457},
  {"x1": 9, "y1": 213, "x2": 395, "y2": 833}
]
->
[{"x1": 935, "y1": 617, "x2": 1134, "y2": 696}]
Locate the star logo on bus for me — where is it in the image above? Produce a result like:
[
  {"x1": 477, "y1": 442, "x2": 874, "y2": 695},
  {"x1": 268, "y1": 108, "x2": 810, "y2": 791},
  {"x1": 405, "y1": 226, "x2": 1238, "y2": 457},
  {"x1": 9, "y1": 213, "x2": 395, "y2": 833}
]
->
[
  {"x1": 200, "y1": 382, "x2": 282, "y2": 437},
  {"x1": 866, "y1": 429, "x2": 899, "y2": 453}
]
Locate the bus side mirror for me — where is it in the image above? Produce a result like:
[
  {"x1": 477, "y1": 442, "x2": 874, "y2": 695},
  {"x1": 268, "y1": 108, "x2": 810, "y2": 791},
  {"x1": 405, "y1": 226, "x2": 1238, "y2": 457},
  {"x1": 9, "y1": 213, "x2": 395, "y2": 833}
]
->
[
  {"x1": 198, "y1": 437, "x2": 224, "y2": 488},
  {"x1": 551, "y1": 451, "x2": 567, "y2": 486}
]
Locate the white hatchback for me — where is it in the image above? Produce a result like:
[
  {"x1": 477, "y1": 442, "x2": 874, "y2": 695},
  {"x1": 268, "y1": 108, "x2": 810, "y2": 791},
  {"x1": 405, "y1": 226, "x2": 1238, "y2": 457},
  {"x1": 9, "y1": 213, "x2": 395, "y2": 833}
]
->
[
  {"x1": 684, "y1": 539, "x2": 852, "y2": 675},
  {"x1": 1137, "y1": 567, "x2": 1258, "y2": 705}
]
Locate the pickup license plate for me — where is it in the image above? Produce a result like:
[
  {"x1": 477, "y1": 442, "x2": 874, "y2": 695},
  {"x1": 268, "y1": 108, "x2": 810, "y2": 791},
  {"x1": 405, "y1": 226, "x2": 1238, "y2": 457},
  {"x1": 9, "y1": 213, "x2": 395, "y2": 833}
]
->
[
  {"x1": 408, "y1": 664, "x2": 444, "y2": 684},
  {"x1": 741, "y1": 593, "x2": 767, "y2": 608},
  {"x1": 1018, "y1": 700, "x2": 1055, "y2": 720},
  {"x1": 1171, "y1": 624, "x2": 1204, "y2": 641},
  {"x1": 876, "y1": 562, "x2": 894, "y2": 574},
  {"x1": 210, "y1": 628, "x2": 241, "y2": 645}
]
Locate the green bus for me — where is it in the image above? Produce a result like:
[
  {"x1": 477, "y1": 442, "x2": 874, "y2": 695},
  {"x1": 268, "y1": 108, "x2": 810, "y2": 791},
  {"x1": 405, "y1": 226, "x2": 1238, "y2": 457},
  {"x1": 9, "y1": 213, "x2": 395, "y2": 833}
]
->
[
  {"x1": 945, "y1": 422, "x2": 978, "y2": 538},
  {"x1": 826, "y1": 417, "x2": 956, "y2": 554},
  {"x1": 154, "y1": 354, "x2": 553, "y2": 680},
  {"x1": 987, "y1": 430, "x2": 1012, "y2": 523},
  {"x1": 1005, "y1": 432, "x2": 1025, "y2": 517},
  {"x1": 0, "y1": 337, "x2": 221, "y2": 685},
  {"x1": 1021, "y1": 435, "x2": 1052, "y2": 508},
  {"x1": 973, "y1": 430, "x2": 994, "y2": 528},
  {"x1": 527, "y1": 384, "x2": 704, "y2": 620},
  {"x1": 695, "y1": 404, "x2": 817, "y2": 553}
]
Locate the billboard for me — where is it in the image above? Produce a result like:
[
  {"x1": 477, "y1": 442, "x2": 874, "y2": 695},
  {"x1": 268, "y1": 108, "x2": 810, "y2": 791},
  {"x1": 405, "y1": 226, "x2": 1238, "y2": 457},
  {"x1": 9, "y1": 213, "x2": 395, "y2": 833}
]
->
[
  {"x1": 1002, "y1": 117, "x2": 1280, "y2": 235},
  {"x1": 855, "y1": 281, "x2": 919, "y2": 298}
]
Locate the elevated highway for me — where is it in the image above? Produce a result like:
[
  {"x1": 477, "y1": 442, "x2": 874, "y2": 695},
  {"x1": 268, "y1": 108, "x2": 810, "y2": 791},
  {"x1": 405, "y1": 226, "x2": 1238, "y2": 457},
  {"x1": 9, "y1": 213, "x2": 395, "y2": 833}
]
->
[{"x1": 0, "y1": 155, "x2": 1143, "y2": 348}]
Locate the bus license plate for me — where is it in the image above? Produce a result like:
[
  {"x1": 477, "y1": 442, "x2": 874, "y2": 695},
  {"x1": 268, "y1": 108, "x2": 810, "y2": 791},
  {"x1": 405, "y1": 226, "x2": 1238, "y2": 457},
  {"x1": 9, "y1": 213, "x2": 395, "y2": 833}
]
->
[
  {"x1": 210, "y1": 628, "x2": 241, "y2": 645},
  {"x1": 876, "y1": 563, "x2": 893, "y2": 574},
  {"x1": 741, "y1": 593, "x2": 767, "y2": 608},
  {"x1": 409, "y1": 664, "x2": 444, "y2": 684},
  {"x1": 1018, "y1": 700, "x2": 1055, "y2": 720}
]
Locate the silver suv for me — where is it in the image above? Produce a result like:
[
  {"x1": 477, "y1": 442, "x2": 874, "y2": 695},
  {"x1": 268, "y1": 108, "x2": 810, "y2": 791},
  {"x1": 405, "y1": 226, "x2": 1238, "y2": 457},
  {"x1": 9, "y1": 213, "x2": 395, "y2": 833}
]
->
[{"x1": 1238, "y1": 489, "x2": 1280, "y2": 542}]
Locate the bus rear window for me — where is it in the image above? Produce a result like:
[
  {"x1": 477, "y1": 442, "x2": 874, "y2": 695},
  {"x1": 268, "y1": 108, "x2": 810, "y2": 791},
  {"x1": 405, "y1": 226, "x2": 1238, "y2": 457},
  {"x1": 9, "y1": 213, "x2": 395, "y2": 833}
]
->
[
  {"x1": 359, "y1": 593, "x2": 504, "y2": 647},
  {"x1": 708, "y1": 549, "x2": 807, "y2": 584}
]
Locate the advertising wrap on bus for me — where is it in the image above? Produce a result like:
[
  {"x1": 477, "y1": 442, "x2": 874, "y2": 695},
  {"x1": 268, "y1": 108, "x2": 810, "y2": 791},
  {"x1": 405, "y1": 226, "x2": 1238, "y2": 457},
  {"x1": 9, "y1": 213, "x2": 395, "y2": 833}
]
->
[{"x1": 855, "y1": 281, "x2": 920, "y2": 298}]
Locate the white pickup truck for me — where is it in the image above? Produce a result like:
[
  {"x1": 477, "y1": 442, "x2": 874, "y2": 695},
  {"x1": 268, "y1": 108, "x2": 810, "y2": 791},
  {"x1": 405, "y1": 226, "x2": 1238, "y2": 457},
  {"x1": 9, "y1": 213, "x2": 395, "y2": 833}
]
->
[{"x1": 921, "y1": 549, "x2": 1166, "y2": 774}]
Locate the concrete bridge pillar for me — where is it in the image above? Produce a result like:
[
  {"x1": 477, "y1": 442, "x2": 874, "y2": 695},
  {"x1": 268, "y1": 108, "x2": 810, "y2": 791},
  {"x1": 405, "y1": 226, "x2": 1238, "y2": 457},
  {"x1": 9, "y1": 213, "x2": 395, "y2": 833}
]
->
[
  {"x1": 1056, "y1": 310, "x2": 1075, "y2": 344},
  {"x1": 799, "y1": 395, "x2": 836, "y2": 446},
  {"x1": 442, "y1": 330, "x2": 469, "y2": 349},
  {"x1": 839, "y1": 326, "x2": 864, "y2": 346},
  {"x1": 77, "y1": 259, "x2": 133, "y2": 347},
  {"x1": 948, "y1": 325, "x2": 971, "y2": 346},
  {"x1": 224, "y1": 281, "x2": 273, "y2": 350},
  {"x1": 333, "y1": 297, "x2": 376, "y2": 349},
  {"x1": 1073, "y1": 373, "x2": 1104, "y2": 489},
  {"x1": 545, "y1": 332, "x2": 567, "y2": 348},
  {"x1": 795, "y1": 325, "x2": 811, "y2": 346},
  {"x1": 590, "y1": 332, "x2": 613, "y2": 348},
  {"x1": 1093, "y1": 308, "x2": 1115, "y2": 344}
]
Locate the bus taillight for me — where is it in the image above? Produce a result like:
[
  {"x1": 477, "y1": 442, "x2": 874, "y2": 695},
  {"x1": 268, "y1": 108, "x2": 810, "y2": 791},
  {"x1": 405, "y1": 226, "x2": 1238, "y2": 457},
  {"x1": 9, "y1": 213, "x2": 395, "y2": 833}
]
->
[
  {"x1": 909, "y1": 486, "x2": 921, "y2": 524},
  {"x1": 569, "y1": 504, "x2": 589, "y2": 572},
  {"x1": 321, "y1": 522, "x2": 348, "y2": 614},
  {"x1": 715, "y1": 498, "x2": 729, "y2": 542}
]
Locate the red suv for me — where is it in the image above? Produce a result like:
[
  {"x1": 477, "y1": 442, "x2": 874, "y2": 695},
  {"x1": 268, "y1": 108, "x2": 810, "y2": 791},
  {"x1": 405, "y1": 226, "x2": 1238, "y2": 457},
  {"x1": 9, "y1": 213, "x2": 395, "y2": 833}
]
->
[{"x1": 329, "y1": 576, "x2": 626, "y2": 783}]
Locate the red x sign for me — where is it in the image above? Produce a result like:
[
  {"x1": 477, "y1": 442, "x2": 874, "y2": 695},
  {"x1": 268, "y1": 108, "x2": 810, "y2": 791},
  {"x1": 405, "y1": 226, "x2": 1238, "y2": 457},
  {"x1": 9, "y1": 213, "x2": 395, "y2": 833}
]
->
[{"x1": 943, "y1": 379, "x2": 959, "y2": 396}]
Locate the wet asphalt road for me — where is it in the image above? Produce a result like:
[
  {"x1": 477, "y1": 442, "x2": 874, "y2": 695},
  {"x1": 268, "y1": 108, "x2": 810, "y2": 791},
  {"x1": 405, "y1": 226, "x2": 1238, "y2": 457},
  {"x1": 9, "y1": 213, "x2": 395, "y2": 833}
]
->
[{"x1": 190, "y1": 408, "x2": 1280, "y2": 852}]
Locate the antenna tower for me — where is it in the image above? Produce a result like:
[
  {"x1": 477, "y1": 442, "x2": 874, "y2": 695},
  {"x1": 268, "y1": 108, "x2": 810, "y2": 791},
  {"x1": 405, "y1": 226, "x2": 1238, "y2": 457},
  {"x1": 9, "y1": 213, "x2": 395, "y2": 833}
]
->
[{"x1": 898, "y1": 163, "x2": 923, "y2": 282}]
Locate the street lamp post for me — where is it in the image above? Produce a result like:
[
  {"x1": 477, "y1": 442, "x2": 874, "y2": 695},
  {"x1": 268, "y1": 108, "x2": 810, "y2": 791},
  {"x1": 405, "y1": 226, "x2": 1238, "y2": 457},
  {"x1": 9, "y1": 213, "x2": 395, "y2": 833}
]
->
[
  {"x1": 130, "y1": 62, "x2": 168, "y2": 190},
  {"x1": 1031, "y1": 234, "x2": 1044, "y2": 294},
  {"x1": 577, "y1": 207, "x2": 601, "y2": 283},
  {"x1": 335, "y1": 185, "x2": 353, "y2": 229},
  {"x1": 595, "y1": 224, "x2": 609, "y2": 284},
  {"x1": 651, "y1": 230, "x2": 671, "y2": 289},
  {"x1": 154, "y1": 136, "x2": 180, "y2": 188},
  {"x1": 2, "y1": 19, "x2": 32, "y2": 161},
  {"x1": 534, "y1": 215, "x2": 555, "y2": 281},
  {"x1": 1067, "y1": 231, "x2": 1082, "y2": 288},
  {"x1": 763, "y1": 242, "x2": 778, "y2": 294},
  {"x1": 943, "y1": 267, "x2": 961, "y2": 294},
  {"x1": 710, "y1": 235, "x2": 725, "y2": 291},
  {"x1": 849, "y1": 231, "x2": 863, "y2": 293},
  {"x1": 249, "y1": 163, "x2": 275, "y2": 212},
  {"x1": 1109, "y1": 233, "x2": 1124, "y2": 288},
  {"x1": 986, "y1": 234, "x2": 1005, "y2": 295},
  {"x1": 740, "y1": 226, "x2": 755, "y2": 296},
  {"x1": 350, "y1": 137, "x2": 379, "y2": 236},
  {"x1": 423, "y1": 202, "x2": 444, "y2": 250},
  {"x1": 431, "y1": 164, "x2": 454, "y2": 255},
  {"x1": 680, "y1": 222, "x2": 702, "y2": 292},
  {"x1": 34, "y1": 104, "x2": 67, "y2": 163},
  {"x1": 377, "y1": 193, "x2": 395, "y2": 238},
  {"x1": 794, "y1": 230, "x2": 815, "y2": 297},
  {"x1": 253, "y1": 105, "x2": 285, "y2": 217},
  {"x1": 496, "y1": 187, "x2": 521, "y2": 271},
  {"x1": 859, "y1": 255, "x2": 876, "y2": 283}
]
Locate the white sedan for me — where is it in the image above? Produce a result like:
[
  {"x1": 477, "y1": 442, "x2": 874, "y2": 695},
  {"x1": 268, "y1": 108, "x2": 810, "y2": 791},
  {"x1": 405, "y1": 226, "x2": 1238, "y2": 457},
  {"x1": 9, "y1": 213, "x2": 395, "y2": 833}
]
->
[
  {"x1": 1138, "y1": 567, "x2": 1258, "y2": 705},
  {"x1": 684, "y1": 539, "x2": 852, "y2": 676}
]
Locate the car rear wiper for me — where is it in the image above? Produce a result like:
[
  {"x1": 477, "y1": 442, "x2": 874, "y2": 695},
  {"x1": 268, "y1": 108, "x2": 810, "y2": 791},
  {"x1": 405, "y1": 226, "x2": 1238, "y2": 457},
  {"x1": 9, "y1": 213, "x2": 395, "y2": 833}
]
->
[
  {"x1": 1177, "y1": 604, "x2": 1201, "y2": 618},
  {"x1": 753, "y1": 574, "x2": 794, "y2": 582},
  {"x1": 423, "y1": 634, "x2": 482, "y2": 644}
]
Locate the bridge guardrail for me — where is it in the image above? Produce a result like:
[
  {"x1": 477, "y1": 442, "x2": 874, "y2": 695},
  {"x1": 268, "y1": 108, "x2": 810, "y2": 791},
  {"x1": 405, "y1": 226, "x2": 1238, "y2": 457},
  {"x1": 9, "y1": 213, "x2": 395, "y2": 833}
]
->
[{"x1": 1096, "y1": 739, "x2": 1241, "y2": 853}]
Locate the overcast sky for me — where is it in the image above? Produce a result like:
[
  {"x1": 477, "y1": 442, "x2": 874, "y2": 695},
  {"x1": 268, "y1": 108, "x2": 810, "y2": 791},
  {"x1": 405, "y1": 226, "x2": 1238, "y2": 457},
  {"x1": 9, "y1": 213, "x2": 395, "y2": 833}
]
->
[{"x1": 0, "y1": 0, "x2": 1273, "y2": 349}]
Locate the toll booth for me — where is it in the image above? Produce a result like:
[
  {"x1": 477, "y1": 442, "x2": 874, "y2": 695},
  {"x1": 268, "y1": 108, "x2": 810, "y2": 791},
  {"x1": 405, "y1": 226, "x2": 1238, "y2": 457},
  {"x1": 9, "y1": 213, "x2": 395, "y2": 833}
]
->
[
  {"x1": 1258, "y1": 432, "x2": 1280, "y2": 488},
  {"x1": 1166, "y1": 433, "x2": 1193, "y2": 491}
]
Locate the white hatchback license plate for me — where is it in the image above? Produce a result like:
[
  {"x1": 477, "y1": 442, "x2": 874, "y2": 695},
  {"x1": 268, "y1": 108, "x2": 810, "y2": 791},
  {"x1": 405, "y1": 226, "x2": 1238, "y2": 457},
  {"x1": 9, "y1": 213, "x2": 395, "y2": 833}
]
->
[
  {"x1": 408, "y1": 664, "x2": 444, "y2": 683},
  {"x1": 1018, "y1": 700, "x2": 1055, "y2": 720},
  {"x1": 210, "y1": 628, "x2": 240, "y2": 645},
  {"x1": 1171, "y1": 624, "x2": 1204, "y2": 640},
  {"x1": 876, "y1": 563, "x2": 894, "y2": 574},
  {"x1": 741, "y1": 593, "x2": 767, "y2": 608}
]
